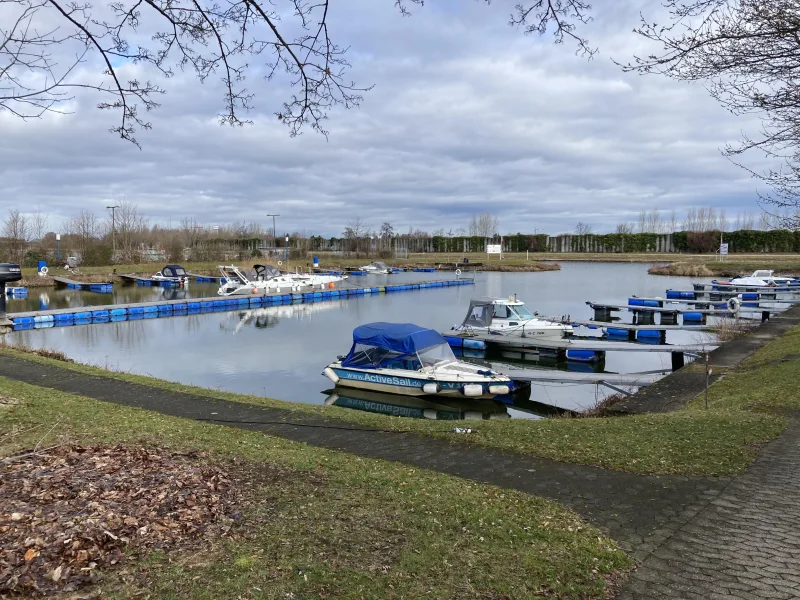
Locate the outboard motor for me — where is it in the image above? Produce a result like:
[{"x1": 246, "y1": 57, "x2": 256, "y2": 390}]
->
[{"x1": 0, "y1": 263, "x2": 23, "y2": 327}]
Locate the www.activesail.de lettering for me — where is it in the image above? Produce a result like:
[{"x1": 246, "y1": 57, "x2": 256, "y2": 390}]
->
[{"x1": 340, "y1": 372, "x2": 417, "y2": 386}]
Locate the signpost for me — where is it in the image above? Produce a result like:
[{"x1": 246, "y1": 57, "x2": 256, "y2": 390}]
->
[{"x1": 719, "y1": 242, "x2": 728, "y2": 262}]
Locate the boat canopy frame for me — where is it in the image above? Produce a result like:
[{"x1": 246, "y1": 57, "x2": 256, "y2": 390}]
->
[{"x1": 341, "y1": 322, "x2": 456, "y2": 370}]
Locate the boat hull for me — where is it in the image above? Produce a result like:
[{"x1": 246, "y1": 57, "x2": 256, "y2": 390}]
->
[{"x1": 327, "y1": 366, "x2": 510, "y2": 400}]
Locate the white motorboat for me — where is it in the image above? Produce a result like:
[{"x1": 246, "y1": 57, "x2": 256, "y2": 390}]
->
[
  {"x1": 717, "y1": 270, "x2": 798, "y2": 288},
  {"x1": 151, "y1": 264, "x2": 188, "y2": 285},
  {"x1": 360, "y1": 261, "x2": 395, "y2": 274},
  {"x1": 217, "y1": 264, "x2": 347, "y2": 296},
  {"x1": 452, "y1": 297, "x2": 573, "y2": 339},
  {"x1": 323, "y1": 322, "x2": 517, "y2": 399}
]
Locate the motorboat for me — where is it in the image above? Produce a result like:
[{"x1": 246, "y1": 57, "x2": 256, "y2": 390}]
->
[
  {"x1": 323, "y1": 322, "x2": 517, "y2": 399},
  {"x1": 718, "y1": 270, "x2": 798, "y2": 287},
  {"x1": 217, "y1": 264, "x2": 346, "y2": 296},
  {"x1": 360, "y1": 261, "x2": 396, "y2": 274},
  {"x1": 452, "y1": 297, "x2": 573, "y2": 339},
  {"x1": 151, "y1": 264, "x2": 188, "y2": 285},
  {"x1": 323, "y1": 387, "x2": 510, "y2": 420}
]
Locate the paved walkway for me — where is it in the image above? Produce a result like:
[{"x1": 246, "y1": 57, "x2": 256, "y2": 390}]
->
[
  {"x1": 621, "y1": 415, "x2": 800, "y2": 599},
  {"x1": 1, "y1": 354, "x2": 800, "y2": 598}
]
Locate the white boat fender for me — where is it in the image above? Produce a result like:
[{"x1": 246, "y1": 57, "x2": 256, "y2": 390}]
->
[
  {"x1": 323, "y1": 367, "x2": 340, "y2": 384},
  {"x1": 727, "y1": 297, "x2": 741, "y2": 312},
  {"x1": 462, "y1": 383, "x2": 484, "y2": 397},
  {"x1": 422, "y1": 382, "x2": 440, "y2": 394},
  {"x1": 488, "y1": 384, "x2": 510, "y2": 395}
]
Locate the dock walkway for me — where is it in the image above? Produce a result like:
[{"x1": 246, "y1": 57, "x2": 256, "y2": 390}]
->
[
  {"x1": 52, "y1": 276, "x2": 113, "y2": 292},
  {"x1": 9, "y1": 278, "x2": 474, "y2": 330}
]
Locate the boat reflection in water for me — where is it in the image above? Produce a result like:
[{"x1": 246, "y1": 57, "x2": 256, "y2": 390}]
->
[
  {"x1": 323, "y1": 387, "x2": 511, "y2": 420},
  {"x1": 224, "y1": 300, "x2": 344, "y2": 333},
  {"x1": 323, "y1": 384, "x2": 572, "y2": 420}
]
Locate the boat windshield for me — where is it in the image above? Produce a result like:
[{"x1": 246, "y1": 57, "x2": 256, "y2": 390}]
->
[
  {"x1": 510, "y1": 304, "x2": 534, "y2": 319},
  {"x1": 417, "y1": 342, "x2": 457, "y2": 368}
]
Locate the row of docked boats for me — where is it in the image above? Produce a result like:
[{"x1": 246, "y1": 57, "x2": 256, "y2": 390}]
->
[{"x1": 217, "y1": 264, "x2": 347, "y2": 296}]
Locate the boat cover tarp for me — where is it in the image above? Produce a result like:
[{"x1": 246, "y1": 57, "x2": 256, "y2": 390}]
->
[
  {"x1": 341, "y1": 322, "x2": 446, "y2": 369},
  {"x1": 161, "y1": 265, "x2": 186, "y2": 278}
]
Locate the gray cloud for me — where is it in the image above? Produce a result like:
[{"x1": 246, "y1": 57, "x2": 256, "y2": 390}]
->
[{"x1": 0, "y1": 0, "x2": 776, "y2": 236}]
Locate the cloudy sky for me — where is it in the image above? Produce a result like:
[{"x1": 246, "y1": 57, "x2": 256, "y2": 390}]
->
[{"x1": 0, "y1": 0, "x2": 775, "y2": 237}]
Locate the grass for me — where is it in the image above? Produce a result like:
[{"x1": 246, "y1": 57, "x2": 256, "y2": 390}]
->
[
  {"x1": 0, "y1": 341, "x2": 789, "y2": 477},
  {"x1": 0, "y1": 377, "x2": 629, "y2": 599},
  {"x1": 647, "y1": 263, "x2": 714, "y2": 277}
]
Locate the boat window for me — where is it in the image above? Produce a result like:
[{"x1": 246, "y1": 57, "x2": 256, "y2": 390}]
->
[
  {"x1": 493, "y1": 304, "x2": 509, "y2": 319},
  {"x1": 464, "y1": 304, "x2": 491, "y2": 327},
  {"x1": 417, "y1": 343, "x2": 457, "y2": 368},
  {"x1": 511, "y1": 304, "x2": 534, "y2": 319}
]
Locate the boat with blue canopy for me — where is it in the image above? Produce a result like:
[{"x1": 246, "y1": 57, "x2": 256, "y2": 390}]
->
[{"x1": 323, "y1": 322, "x2": 515, "y2": 399}]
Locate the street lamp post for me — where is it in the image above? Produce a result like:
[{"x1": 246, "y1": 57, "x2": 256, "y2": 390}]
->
[
  {"x1": 285, "y1": 234, "x2": 289, "y2": 266},
  {"x1": 266, "y1": 214, "x2": 280, "y2": 257},
  {"x1": 106, "y1": 205, "x2": 120, "y2": 259}
]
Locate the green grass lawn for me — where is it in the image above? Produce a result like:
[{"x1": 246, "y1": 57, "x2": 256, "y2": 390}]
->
[{"x1": 0, "y1": 377, "x2": 629, "y2": 599}]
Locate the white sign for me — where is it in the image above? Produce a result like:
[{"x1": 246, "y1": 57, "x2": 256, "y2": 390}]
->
[
  {"x1": 55, "y1": 234, "x2": 61, "y2": 241},
  {"x1": 720, "y1": 243, "x2": 729, "y2": 255},
  {"x1": 487, "y1": 244, "x2": 502, "y2": 254}
]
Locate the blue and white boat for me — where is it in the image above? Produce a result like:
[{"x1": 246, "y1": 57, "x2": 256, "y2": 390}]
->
[{"x1": 323, "y1": 322, "x2": 515, "y2": 399}]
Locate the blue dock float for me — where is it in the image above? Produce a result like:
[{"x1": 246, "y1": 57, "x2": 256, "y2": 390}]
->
[
  {"x1": 8, "y1": 277, "x2": 475, "y2": 331},
  {"x1": 52, "y1": 276, "x2": 113, "y2": 293}
]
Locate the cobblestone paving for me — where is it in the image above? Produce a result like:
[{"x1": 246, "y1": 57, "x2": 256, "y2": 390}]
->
[{"x1": 619, "y1": 416, "x2": 800, "y2": 599}]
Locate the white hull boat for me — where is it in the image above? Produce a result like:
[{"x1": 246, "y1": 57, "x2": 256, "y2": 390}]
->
[
  {"x1": 151, "y1": 264, "x2": 189, "y2": 285},
  {"x1": 452, "y1": 297, "x2": 573, "y2": 340},
  {"x1": 217, "y1": 264, "x2": 346, "y2": 296},
  {"x1": 718, "y1": 270, "x2": 798, "y2": 287},
  {"x1": 360, "y1": 261, "x2": 397, "y2": 274},
  {"x1": 324, "y1": 322, "x2": 517, "y2": 400}
]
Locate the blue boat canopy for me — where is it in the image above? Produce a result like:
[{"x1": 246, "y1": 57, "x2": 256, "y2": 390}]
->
[{"x1": 341, "y1": 323, "x2": 448, "y2": 369}]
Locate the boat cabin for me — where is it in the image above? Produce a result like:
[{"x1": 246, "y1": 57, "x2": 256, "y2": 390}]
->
[
  {"x1": 461, "y1": 297, "x2": 536, "y2": 330},
  {"x1": 158, "y1": 265, "x2": 187, "y2": 279},
  {"x1": 252, "y1": 264, "x2": 282, "y2": 281}
]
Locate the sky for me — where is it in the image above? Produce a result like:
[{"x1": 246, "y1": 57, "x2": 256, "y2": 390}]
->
[{"x1": 0, "y1": 0, "x2": 776, "y2": 237}]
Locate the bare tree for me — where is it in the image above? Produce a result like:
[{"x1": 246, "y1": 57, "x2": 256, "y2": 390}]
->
[
  {"x1": 468, "y1": 213, "x2": 499, "y2": 237},
  {"x1": 718, "y1": 209, "x2": 728, "y2": 232},
  {"x1": 615, "y1": 222, "x2": 633, "y2": 235},
  {"x1": 105, "y1": 201, "x2": 149, "y2": 262},
  {"x1": 574, "y1": 222, "x2": 592, "y2": 235},
  {"x1": 29, "y1": 208, "x2": 48, "y2": 241},
  {"x1": 1, "y1": 0, "x2": 597, "y2": 146},
  {"x1": 3, "y1": 209, "x2": 29, "y2": 262},
  {"x1": 68, "y1": 209, "x2": 97, "y2": 256},
  {"x1": 624, "y1": 0, "x2": 800, "y2": 229},
  {"x1": 646, "y1": 208, "x2": 661, "y2": 233},
  {"x1": 180, "y1": 217, "x2": 201, "y2": 250},
  {"x1": 637, "y1": 209, "x2": 647, "y2": 234},
  {"x1": 343, "y1": 217, "x2": 365, "y2": 254},
  {"x1": 741, "y1": 212, "x2": 755, "y2": 230}
]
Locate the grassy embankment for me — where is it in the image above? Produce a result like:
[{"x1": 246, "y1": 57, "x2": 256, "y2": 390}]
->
[
  {"x1": 17, "y1": 252, "x2": 800, "y2": 284},
  {"x1": 3, "y1": 316, "x2": 799, "y2": 477},
  {"x1": 0, "y1": 380, "x2": 629, "y2": 599}
]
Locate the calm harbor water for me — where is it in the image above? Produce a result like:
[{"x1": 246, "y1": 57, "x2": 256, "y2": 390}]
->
[{"x1": 5, "y1": 263, "x2": 718, "y2": 417}]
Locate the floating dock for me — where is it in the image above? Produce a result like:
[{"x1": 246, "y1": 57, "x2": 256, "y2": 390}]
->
[
  {"x1": 52, "y1": 276, "x2": 113, "y2": 293},
  {"x1": 8, "y1": 278, "x2": 474, "y2": 331},
  {"x1": 442, "y1": 331, "x2": 714, "y2": 371},
  {"x1": 118, "y1": 274, "x2": 184, "y2": 288},
  {"x1": 186, "y1": 272, "x2": 225, "y2": 283}
]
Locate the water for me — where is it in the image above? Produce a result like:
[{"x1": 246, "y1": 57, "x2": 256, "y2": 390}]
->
[{"x1": 5, "y1": 263, "x2": 718, "y2": 417}]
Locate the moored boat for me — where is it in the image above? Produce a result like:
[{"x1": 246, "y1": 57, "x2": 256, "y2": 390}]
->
[
  {"x1": 217, "y1": 264, "x2": 347, "y2": 296},
  {"x1": 323, "y1": 322, "x2": 516, "y2": 399},
  {"x1": 715, "y1": 270, "x2": 798, "y2": 288},
  {"x1": 151, "y1": 264, "x2": 188, "y2": 285},
  {"x1": 452, "y1": 297, "x2": 573, "y2": 339}
]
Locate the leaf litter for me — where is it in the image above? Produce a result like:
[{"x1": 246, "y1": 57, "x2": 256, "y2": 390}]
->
[{"x1": 0, "y1": 444, "x2": 255, "y2": 596}]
